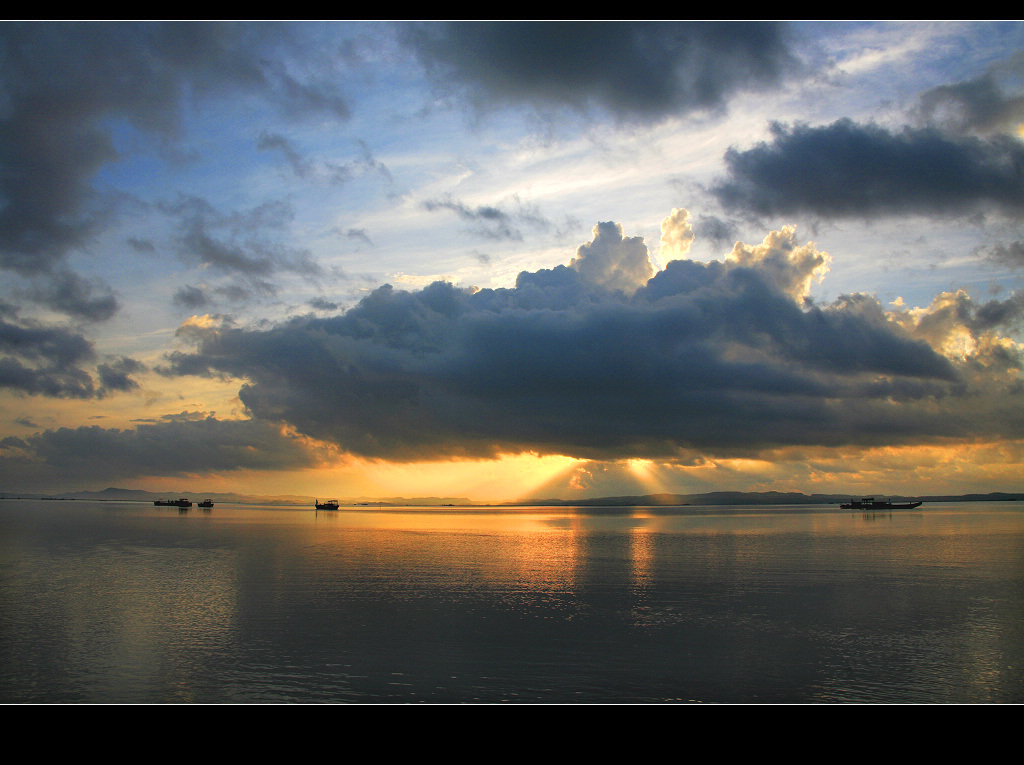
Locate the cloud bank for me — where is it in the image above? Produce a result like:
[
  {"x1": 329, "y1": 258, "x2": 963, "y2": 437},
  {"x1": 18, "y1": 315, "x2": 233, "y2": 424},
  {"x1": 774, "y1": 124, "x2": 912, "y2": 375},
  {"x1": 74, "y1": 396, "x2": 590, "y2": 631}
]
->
[
  {"x1": 1, "y1": 416, "x2": 323, "y2": 487},
  {"x1": 151, "y1": 214, "x2": 1022, "y2": 463},
  {"x1": 0, "y1": 21, "x2": 349, "y2": 315},
  {"x1": 403, "y1": 21, "x2": 798, "y2": 120},
  {"x1": 0, "y1": 308, "x2": 143, "y2": 398},
  {"x1": 711, "y1": 119, "x2": 1024, "y2": 220},
  {"x1": 915, "y1": 58, "x2": 1024, "y2": 136}
]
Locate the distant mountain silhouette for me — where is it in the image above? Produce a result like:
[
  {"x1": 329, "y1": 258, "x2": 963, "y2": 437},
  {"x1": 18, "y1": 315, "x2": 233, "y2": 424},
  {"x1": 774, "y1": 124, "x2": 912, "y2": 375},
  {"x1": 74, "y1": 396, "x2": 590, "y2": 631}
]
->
[
  {"x1": 2, "y1": 488, "x2": 1021, "y2": 506},
  {"x1": 510, "y1": 491, "x2": 1024, "y2": 506}
]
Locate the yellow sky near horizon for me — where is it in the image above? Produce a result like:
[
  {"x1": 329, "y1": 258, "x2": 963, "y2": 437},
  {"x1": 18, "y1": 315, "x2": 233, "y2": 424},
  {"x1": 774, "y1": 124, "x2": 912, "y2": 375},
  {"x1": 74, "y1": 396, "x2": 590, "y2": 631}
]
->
[{"x1": 122, "y1": 438, "x2": 1024, "y2": 502}]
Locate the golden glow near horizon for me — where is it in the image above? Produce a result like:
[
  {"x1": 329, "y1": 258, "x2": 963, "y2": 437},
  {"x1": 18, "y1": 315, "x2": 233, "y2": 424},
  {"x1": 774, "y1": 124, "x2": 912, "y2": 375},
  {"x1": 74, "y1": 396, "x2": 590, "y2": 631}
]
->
[
  {"x1": 625, "y1": 458, "x2": 664, "y2": 494},
  {"x1": 35, "y1": 437, "x2": 1024, "y2": 501}
]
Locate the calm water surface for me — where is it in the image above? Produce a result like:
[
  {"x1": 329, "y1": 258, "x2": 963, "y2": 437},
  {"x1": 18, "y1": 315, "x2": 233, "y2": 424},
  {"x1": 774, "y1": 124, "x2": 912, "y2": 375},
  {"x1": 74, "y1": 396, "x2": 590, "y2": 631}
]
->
[{"x1": 2, "y1": 500, "x2": 1022, "y2": 703}]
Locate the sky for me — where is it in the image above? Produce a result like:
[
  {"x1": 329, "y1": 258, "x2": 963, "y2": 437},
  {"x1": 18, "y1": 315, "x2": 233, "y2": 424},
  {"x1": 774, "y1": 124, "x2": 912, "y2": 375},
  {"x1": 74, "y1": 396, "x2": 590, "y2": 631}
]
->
[{"x1": 1, "y1": 20, "x2": 1023, "y2": 501}]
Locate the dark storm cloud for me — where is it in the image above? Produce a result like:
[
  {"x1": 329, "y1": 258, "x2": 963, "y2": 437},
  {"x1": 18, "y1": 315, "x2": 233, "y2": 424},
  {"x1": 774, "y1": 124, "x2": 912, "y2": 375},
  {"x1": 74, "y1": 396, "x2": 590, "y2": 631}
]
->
[
  {"x1": 0, "y1": 416, "x2": 324, "y2": 485},
  {"x1": 402, "y1": 21, "x2": 798, "y2": 120},
  {"x1": 0, "y1": 21, "x2": 349, "y2": 310},
  {"x1": 711, "y1": 119, "x2": 1024, "y2": 220},
  {"x1": 157, "y1": 221, "x2": 1022, "y2": 462}
]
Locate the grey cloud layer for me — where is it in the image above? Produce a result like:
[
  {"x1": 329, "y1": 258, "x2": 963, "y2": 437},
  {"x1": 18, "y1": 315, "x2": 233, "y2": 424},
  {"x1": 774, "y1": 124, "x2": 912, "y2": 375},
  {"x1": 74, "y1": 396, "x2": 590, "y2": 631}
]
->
[
  {"x1": 0, "y1": 312, "x2": 143, "y2": 398},
  {"x1": 159, "y1": 195, "x2": 321, "y2": 286},
  {"x1": 711, "y1": 57, "x2": 1024, "y2": 222},
  {"x1": 0, "y1": 21, "x2": 349, "y2": 280},
  {"x1": 1, "y1": 416, "x2": 321, "y2": 487},
  {"x1": 403, "y1": 21, "x2": 798, "y2": 119},
  {"x1": 916, "y1": 58, "x2": 1024, "y2": 136},
  {"x1": 157, "y1": 222, "x2": 1022, "y2": 462},
  {"x1": 711, "y1": 119, "x2": 1024, "y2": 220}
]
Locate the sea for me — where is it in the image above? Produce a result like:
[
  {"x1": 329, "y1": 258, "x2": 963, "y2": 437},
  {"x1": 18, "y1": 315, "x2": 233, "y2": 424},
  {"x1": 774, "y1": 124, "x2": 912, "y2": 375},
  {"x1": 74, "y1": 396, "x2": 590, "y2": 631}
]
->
[{"x1": 2, "y1": 498, "x2": 1022, "y2": 704}]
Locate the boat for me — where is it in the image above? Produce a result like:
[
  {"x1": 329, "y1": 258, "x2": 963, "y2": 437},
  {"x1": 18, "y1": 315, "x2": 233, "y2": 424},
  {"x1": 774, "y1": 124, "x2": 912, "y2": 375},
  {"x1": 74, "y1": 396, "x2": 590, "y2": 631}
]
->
[
  {"x1": 840, "y1": 497, "x2": 923, "y2": 510},
  {"x1": 154, "y1": 498, "x2": 192, "y2": 507},
  {"x1": 198, "y1": 499, "x2": 214, "y2": 508},
  {"x1": 315, "y1": 499, "x2": 340, "y2": 510}
]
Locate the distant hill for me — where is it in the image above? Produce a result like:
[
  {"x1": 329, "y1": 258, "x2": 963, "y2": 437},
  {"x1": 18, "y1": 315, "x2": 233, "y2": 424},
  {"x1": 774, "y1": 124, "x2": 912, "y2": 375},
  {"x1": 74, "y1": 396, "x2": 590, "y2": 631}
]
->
[
  {"x1": 509, "y1": 491, "x2": 1024, "y2": 506},
  {"x1": 2, "y1": 488, "x2": 1021, "y2": 506},
  {"x1": 0, "y1": 488, "x2": 475, "y2": 506}
]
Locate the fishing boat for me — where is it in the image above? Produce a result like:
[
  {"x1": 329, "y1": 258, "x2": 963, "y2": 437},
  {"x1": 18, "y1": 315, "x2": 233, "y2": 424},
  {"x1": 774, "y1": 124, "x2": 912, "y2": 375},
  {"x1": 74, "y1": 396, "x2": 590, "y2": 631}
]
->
[
  {"x1": 841, "y1": 497, "x2": 922, "y2": 510},
  {"x1": 315, "y1": 499, "x2": 340, "y2": 510},
  {"x1": 198, "y1": 499, "x2": 214, "y2": 508},
  {"x1": 154, "y1": 498, "x2": 192, "y2": 507}
]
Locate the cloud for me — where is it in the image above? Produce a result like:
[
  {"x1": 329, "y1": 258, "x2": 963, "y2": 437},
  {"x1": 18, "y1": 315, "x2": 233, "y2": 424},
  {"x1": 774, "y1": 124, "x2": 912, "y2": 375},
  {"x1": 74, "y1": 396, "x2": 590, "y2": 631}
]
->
[
  {"x1": 257, "y1": 133, "x2": 391, "y2": 186},
  {"x1": 127, "y1": 237, "x2": 157, "y2": 253},
  {"x1": 257, "y1": 130, "x2": 315, "y2": 178},
  {"x1": 157, "y1": 214, "x2": 1023, "y2": 463},
  {"x1": 309, "y1": 297, "x2": 340, "y2": 312},
  {"x1": 724, "y1": 225, "x2": 830, "y2": 301},
  {"x1": 0, "y1": 357, "x2": 97, "y2": 399},
  {"x1": 711, "y1": 119, "x2": 1024, "y2": 220},
  {"x1": 916, "y1": 57, "x2": 1024, "y2": 136},
  {"x1": 0, "y1": 416, "x2": 326, "y2": 487},
  {"x1": 570, "y1": 221, "x2": 653, "y2": 293},
  {"x1": 96, "y1": 356, "x2": 145, "y2": 394},
  {"x1": 157, "y1": 195, "x2": 322, "y2": 296},
  {"x1": 173, "y1": 285, "x2": 210, "y2": 310},
  {"x1": 892, "y1": 289, "x2": 1024, "y2": 355},
  {"x1": 402, "y1": 21, "x2": 799, "y2": 120},
  {"x1": 695, "y1": 214, "x2": 739, "y2": 249},
  {"x1": 658, "y1": 207, "x2": 696, "y2": 262},
  {"x1": 0, "y1": 21, "x2": 350, "y2": 316},
  {"x1": 27, "y1": 270, "x2": 119, "y2": 323},
  {"x1": 421, "y1": 194, "x2": 556, "y2": 241},
  {"x1": 0, "y1": 312, "x2": 144, "y2": 398},
  {"x1": 987, "y1": 240, "x2": 1024, "y2": 269},
  {"x1": 344, "y1": 228, "x2": 374, "y2": 247},
  {"x1": 0, "y1": 315, "x2": 93, "y2": 363}
]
